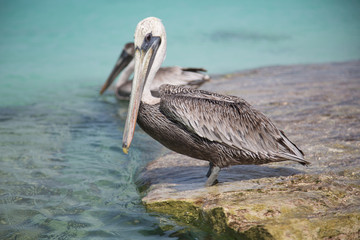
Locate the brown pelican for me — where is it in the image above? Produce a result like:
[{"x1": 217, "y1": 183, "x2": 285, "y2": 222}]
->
[
  {"x1": 100, "y1": 42, "x2": 210, "y2": 100},
  {"x1": 123, "y1": 17, "x2": 309, "y2": 186}
]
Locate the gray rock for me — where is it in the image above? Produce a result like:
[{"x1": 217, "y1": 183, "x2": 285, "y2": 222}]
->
[{"x1": 137, "y1": 61, "x2": 360, "y2": 239}]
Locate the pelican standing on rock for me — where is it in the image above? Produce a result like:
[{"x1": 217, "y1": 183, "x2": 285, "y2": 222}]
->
[
  {"x1": 100, "y1": 42, "x2": 210, "y2": 100},
  {"x1": 123, "y1": 17, "x2": 309, "y2": 186}
]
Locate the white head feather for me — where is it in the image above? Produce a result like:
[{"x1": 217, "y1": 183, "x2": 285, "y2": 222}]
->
[{"x1": 134, "y1": 17, "x2": 167, "y2": 104}]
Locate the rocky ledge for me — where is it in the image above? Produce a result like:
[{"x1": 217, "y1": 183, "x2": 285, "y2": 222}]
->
[{"x1": 137, "y1": 61, "x2": 360, "y2": 239}]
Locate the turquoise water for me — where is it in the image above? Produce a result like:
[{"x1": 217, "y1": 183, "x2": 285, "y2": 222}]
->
[{"x1": 0, "y1": 0, "x2": 359, "y2": 239}]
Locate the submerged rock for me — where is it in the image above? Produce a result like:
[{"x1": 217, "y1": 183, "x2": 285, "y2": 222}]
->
[{"x1": 137, "y1": 61, "x2": 360, "y2": 239}]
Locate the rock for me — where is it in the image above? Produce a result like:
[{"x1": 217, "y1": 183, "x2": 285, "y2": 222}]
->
[{"x1": 137, "y1": 61, "x2": 360, "y2": 239}]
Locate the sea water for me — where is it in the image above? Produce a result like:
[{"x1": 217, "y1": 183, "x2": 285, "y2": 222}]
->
[{"x1": 0, "y1": 0, "x2": 359, "y2": 239}]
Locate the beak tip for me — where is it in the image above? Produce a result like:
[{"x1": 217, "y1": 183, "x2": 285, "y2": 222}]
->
[
  {"x1": 99, "y1": 86, "x2": 106, "y2": 95},
  {"x1": 122, "y1": 145, "x2": 129, "y2": 154}
]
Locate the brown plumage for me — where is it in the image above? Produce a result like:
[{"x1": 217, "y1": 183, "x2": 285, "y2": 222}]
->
[
  {"x1": 138, "y1": 84, "x2": 307, "y2": 169},
  {"x1": 122, "y1": 17, "x2": 309, "y2": 186}
]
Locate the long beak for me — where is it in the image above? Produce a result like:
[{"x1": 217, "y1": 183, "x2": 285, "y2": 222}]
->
[
  {"x1": 100, "y1": 49, "x2": 133, "y2": 94},
  {"x1": 122, "y1": 37, "x2": 161, "y2": 154}
]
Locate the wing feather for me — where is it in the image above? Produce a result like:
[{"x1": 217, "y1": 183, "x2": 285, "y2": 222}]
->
[
  {"x1": 159, "y1": 85, "x2": 308, "y2": 164},
  {"x1": 154, "y1": 66, "x2": 209, "y2": 89}
]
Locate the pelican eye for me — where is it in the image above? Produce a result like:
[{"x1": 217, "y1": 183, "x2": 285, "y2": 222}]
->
[
  {"x1": 145, "y1": 33, "x2": 152, "y2": 42},
  {"x1": 141, "y1": 33, "x2": 160, "y2": 51}
]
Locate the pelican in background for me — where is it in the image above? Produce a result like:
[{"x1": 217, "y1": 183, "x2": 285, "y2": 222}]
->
[
  {"x1": 100, "y1": 42, "x2": 210, "y2": 100},
  {"x1": 123, "y1": 17, "x2": 309, "y2": 186}
]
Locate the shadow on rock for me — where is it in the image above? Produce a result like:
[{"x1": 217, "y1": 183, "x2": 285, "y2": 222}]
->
[{"x1": 137, "y1": 153, "x2": 305, "y2": 192}]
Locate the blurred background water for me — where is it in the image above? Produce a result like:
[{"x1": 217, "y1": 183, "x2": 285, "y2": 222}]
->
[{"x1": 0, "y1": 0, "x2": 359, "y2": 239}]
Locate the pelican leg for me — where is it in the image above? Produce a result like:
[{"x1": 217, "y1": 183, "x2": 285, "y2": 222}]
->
[
  {"x1": 206, "y1": 162, "x2": 214, "y2": 177},
  {"x1": 205, "y1": 166, "x2": 220, "y2": 186}
]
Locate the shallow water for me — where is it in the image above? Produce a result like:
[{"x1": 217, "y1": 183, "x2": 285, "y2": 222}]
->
[{"x1": 0, "y1": 0, "x2": 360, "y2": 239}]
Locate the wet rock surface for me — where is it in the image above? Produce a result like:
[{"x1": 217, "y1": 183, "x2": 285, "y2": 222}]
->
[{"x1": 137, "y1": 61, "x2": 360, "y2": 239}]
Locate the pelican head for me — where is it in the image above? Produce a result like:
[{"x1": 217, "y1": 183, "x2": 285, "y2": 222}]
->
[
  {"x1": 122, "y1": 17, "x2": 167, "y2": 154},
  {"x1": 100, "y1": 42, "x2": 135, "y2": 94}
]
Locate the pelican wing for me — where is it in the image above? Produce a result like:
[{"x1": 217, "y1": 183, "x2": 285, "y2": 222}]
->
[
  {"x1": 153, "y1": 67, "x2": 209, "y2": 89},
  {"x1": 159, "y1": 84, "x2": 306, "y2": 164}
]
